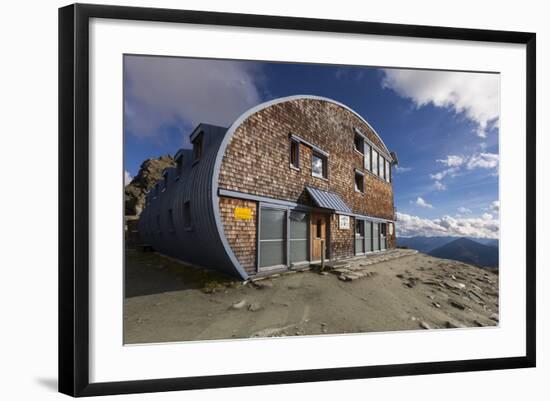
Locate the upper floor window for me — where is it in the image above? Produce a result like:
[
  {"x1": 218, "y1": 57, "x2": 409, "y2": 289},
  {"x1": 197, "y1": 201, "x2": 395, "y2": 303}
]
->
[
  {"x1": 354, "y1": 170, "x2": 364, "y2": 193},
  {"x1": 364, "y1": 144, "x2": 371, "y2": 171},
  {"x1": 192, "y1": 132, "x2": 203, "y2": 163},
  {"x1": 162, "y1": 171, "x2": 168, "y2": 191},
  {"x1": 290, "y1": 139, "x2": 300, "y2": 169},
  {"x1": 168, "y1": 208, "x2": 176, "y2": 233},
  {"x1": 183, "y1": 201, "x2": 192, "y2": 230},
  {"x1": 385, "y1": 159, "x2": 391, "y2": 182},
  {"x1": 354, "y1": 133, "x2": 364, "y2": 154},
  {"x1": 175, "y1": 154, "x2": 183, "y2": 179},
  {"x1": 312, "y1": 152, "x2": 328, "y2": 179},
  {"x1": 372, "y1": 149, "x2": 379, "y2": 176},
  {"x1": 379, "y1": 154, "x2": 386, "y2": 179}
]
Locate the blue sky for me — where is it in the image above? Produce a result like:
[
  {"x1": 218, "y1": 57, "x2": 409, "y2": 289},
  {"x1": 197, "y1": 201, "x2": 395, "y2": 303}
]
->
[{"x1": 124, "y1": 55, "x2": 500, "y2": 239}]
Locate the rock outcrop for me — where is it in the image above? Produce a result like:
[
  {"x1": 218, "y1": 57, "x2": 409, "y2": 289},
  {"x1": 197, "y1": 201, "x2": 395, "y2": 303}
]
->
[{"x1": 125, "y1": 155, "x2": 175, "y2": 216}]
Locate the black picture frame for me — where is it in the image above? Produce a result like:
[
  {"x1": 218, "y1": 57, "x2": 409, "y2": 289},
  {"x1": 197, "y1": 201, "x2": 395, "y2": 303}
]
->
[{"x1": 59, "y1": 3, "x2": 536, "y2": 397}]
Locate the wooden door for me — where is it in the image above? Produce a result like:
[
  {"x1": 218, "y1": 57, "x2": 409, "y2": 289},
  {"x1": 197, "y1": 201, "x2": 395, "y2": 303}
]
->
[{"x1": 310, "y1": 213, "x2": 327, "y2": 261}]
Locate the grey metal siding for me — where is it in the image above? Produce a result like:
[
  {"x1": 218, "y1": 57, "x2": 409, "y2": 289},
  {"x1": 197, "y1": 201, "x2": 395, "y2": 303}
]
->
[{"x1": 138, "y1": 124, "x2": 243, "y2": 278}]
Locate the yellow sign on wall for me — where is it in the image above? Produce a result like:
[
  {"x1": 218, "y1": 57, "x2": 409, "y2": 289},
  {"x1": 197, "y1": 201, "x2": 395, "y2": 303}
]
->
[{"x1": 234, "y1": 207, "x2": 253, "y2": 220}]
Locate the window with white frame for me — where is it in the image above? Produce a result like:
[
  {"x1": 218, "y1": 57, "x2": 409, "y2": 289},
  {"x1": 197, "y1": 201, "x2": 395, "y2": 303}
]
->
[
  {"x1": 364, "y1": 143, "x2": 371, "y2": 171},
  {"x1": 385, "y1": 159, "x2": 391, "y2": 182},
  {"x1": 372, "y1": 149, "x2": 379, "y2": 176}
]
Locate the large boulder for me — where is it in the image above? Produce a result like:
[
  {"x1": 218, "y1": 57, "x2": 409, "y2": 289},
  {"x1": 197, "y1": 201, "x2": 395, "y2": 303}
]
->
[{"x1": 125, "y1": 155, "x2": 175, "y2": 216}]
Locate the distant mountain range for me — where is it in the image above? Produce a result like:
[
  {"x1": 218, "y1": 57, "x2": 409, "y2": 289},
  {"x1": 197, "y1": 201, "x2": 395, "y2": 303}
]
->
[{"x1": 397, "y1": 236, "x2": 499, "y2": 268}]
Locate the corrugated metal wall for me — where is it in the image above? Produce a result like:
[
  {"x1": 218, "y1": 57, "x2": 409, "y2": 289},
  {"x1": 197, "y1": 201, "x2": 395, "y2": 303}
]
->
[{"x1": 138, "y1": 124, "x2": 241, "y2": 278}]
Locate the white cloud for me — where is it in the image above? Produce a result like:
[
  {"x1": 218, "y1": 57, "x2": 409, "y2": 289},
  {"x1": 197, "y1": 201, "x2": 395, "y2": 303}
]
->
[
  {"x1": 397, "y1": 212, "x2": 499, "y2": 239},
  {"x1": 430, "y1": 167, "x2": 459, "y2": 181},
  {"x1": 415, "y1": 197, "x2": 433, "y2": 208},
  {"x1": 434, "y1": 181, "x2": 446, "y2": 191},
  {"x1": 437, "y1": 155, "x2": 465, "y2": 167},
  {"x1": 482, "y1": 213, "x2": 493, "y2": 221},
  {"x1": 466, "y1": 152, "x2": 499, "y2": 170},
  {"x1": 457, "y1": 207, "x2": 472, "y2": 214},
  {"x1": 124, "y1": 170, "x2": 133, "y2": 186},
  {"x1": 430, "y1": 152, "x2": 499, "y2": 188},
  {"x1": 382, "y1": 69, "x2": 499, "y2": 137},
  {"x1": 394, "y1": 166, "x2": 412, "y2": 174},
  {"x1": 124, "y1": 56, "x2": 263, "y2": 138}
]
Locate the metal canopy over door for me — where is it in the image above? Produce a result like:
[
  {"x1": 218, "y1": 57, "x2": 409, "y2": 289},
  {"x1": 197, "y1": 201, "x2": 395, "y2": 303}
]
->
[{"x1": 310, "y1": 212, "x2": 328, "y2": 262}]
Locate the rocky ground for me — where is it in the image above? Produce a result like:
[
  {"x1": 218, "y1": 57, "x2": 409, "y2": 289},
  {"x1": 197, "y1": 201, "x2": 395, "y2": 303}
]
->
[{"x1": 124, "y1": 249, "x2": 499, "y2": 344}]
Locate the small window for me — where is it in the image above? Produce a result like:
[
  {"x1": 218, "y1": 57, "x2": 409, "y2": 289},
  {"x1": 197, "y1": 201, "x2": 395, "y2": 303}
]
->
[
  {"x1": 379, "y1": 155, "x2": 385, "y2": 179},
  {"x1": 312, "y1": 152, "x2": 327, "y2": 179},
  {"x1": 192, "y1": 133, "x2": 203, "y2": 163},
  {"x1": 354, "y1": 170, "x2": 364, "y2": 193},
  {"x1": 354, "y1": 133, "x2": 364, "y2": 154},
  {"x1": 372, "y1": 149, "x2": 379, "y2": 176},
  {"x1": 162, "y1": 172, "x2": 168, "y2": 191},
  {"x1": 175, "y1": 156, "x2": 183, "y2": 179},
  {"x1": 385, "y1": 159, "x2": 391, "y2": 182},
  {"x1": 168, "y1": 209, "x2": 176, "y2": 233},
  {"x1": 290, "y1": 140, "x2": 300, "y2": 169},
  {"x1": 183, "y1": 201, "x2": 192, "y2": 230},
  {"x1": 364, "y1": 144, "x2": 371, "y2": 171},
  {"x1": 316, "y1": 219, "x2": 322, "y2": 238}
]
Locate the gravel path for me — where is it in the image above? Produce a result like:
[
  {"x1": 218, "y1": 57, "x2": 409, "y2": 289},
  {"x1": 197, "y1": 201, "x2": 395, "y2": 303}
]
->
[{"x1": 124, "y1": 249, "x2": 498, "y2": 344}]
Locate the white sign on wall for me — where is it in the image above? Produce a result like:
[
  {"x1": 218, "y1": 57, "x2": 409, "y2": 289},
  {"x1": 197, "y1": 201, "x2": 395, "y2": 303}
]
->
[{"x1": 338, "y1": 215, "x2": 350, "y2": 230}]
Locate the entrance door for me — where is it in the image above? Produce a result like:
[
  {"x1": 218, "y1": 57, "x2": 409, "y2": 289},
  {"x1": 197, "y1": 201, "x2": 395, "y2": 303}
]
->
[{"x1": 310, "y1": 213, "x2": 327, "y2": 261}]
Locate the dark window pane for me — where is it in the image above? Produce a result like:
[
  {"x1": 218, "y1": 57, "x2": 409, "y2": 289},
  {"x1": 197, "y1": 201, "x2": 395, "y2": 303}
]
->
[
  {"x1": 355, "y1": 172, "x2": 364, "y2": 192},
  {"x1": 183, "y1": 201, "x2": 192, "y2": 229},
  {"x1": 373, "y1": 223, "x2": 380, "y2": 250},
  {"x1": 355, "y1": 219, "x2": 364, "y2": 236},
  {"x1": 365, "y1": 221, "x2": 373, "y2": 252},
  {"x1": 354, "y1": 134, "x2": 364, "y2": 153},
  {"x1": 290, "y1": 141, "x2": 299, "y2": 168}
]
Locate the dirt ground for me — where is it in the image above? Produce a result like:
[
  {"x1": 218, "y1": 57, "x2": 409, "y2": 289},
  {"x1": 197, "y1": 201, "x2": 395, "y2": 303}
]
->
[{"x1": 124, "y1": 249, "x2": 499, "y2": 344}]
